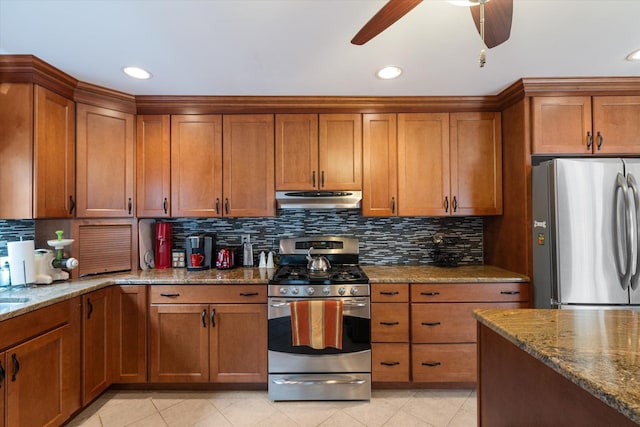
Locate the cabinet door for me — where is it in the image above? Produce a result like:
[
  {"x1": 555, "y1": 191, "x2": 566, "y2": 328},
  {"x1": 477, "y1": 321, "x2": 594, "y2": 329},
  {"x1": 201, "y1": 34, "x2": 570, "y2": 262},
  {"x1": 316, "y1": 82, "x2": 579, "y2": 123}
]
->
[
  {"x1": 398, "y1": 113, "x2": 449, "y2": 216},
  {"x1": 372, "y1": 343, "x2": 409, "y2": 383},
  {"x1": 593, "y1": 96, "x2": 640, "y2": 154},
  {"x1": 362, "y1": 114, "x2": 398, "y2": 216},
  {"x1": 412, "y1": 343, "x2": 476, "y2": 383},
  {"x1": 149, "y1": 304, "x2": 209, "y2": 383},
  {"x1": 275, "y1": 114, "x2": 318, "y2": 190},
  {"x1": 318, "y1": 114, "x2": 362, "y2": 190},
  {"x1": 0, "y1": 83, "x2": 33, "y2": 219},
  {"x1": 450, "y1": 112, "x2": 502, "y2": 216},
  {"x1": 171, "y1": 115, "x2": 223, "y2": 217},
  {"x1": 136, "y1": 115, "x2": 170, "y2": 217},
  {"x1": 34, "y1": 85, "x2": 75, "y2": 218},
  {"x1": 76, "y1": 103, "x2": 135, "y2": 217},
  {"x1": 371, "y1": 303, "x2": 409, "y2": 342},
  {"x1": 531, "y1": 96, "x2": 592, "y2": 154},
  {"x1": 111, "y1": 285, "x2": 147, "y2": 383},
  {"x1": 223, "y1": 114, "x2": 275, "y2": 217},
  {"x1": 0, "y1": 351, "x2": 4, "y2": 427},
  {"x1": 210, "y1": 304, "x2": 267, "y2": 383},
  {"x1": 6, "y1": 326, "x2": 70, "y2": 427},
  {"x1": 83, "y1": 288, "x2": 111, "y2": 404}
]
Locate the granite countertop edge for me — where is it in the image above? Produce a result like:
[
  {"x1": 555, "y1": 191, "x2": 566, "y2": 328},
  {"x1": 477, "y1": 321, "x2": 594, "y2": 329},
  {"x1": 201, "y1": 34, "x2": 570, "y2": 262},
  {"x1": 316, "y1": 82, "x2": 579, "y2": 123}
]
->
[{"x1": 473, "y1": 308, "x2": 640, "y2": 425}]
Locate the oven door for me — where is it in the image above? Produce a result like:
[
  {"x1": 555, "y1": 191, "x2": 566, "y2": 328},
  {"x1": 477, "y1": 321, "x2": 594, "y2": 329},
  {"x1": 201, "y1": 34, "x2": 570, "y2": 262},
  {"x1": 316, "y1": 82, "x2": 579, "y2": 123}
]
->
[{"x1": 268, "y1": 297, "x2": 371, "y2": 373}]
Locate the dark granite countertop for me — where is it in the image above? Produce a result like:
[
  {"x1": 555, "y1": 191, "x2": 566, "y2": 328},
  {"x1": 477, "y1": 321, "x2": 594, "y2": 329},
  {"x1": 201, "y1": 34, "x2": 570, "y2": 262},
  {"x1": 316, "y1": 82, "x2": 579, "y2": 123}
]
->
[{"x1": 474, "y1": 308, "x2": 640, "y2": 425}]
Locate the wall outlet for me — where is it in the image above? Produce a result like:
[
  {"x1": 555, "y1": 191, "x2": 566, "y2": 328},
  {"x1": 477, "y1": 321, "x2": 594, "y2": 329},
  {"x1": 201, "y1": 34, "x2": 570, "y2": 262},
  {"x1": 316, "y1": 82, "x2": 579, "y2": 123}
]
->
[{"x1": 241, "y1": 234, "x2": 250, "y2": 245}]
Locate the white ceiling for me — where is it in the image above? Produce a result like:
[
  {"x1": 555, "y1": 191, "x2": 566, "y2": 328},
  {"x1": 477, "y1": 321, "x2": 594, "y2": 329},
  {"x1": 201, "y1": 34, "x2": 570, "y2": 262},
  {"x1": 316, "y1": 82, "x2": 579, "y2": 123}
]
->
[{"x1": 1, "y1": 0, "x2": 639, "y2": 97}]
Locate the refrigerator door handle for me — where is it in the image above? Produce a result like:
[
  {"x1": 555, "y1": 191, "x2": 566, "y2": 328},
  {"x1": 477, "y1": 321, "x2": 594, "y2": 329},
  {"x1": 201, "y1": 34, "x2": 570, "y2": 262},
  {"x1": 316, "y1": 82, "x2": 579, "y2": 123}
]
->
[
  {"x1": 628, "y1": 173, "x2": 640, "y2": 290},
  {"x1": 615, "y1": 173, "x2": 633, "y2": 290}
]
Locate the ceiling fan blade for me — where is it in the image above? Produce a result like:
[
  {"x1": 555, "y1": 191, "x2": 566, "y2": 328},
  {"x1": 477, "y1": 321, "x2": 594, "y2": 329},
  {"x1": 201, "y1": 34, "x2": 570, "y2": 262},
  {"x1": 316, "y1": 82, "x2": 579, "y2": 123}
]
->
[
  {"x1": 351, "y1": 0, "x2": 423, "y2": 45},
  {"x1": 470, "y1": 0, "x2": 513, "y2": 48}
]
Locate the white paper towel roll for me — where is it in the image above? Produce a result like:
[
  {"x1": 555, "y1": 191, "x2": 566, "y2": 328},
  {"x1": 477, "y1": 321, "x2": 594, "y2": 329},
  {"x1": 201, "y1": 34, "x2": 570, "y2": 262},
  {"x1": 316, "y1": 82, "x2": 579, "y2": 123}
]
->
[{"x1": 7, "y1": 240, "x2": 36, "y2": 286}]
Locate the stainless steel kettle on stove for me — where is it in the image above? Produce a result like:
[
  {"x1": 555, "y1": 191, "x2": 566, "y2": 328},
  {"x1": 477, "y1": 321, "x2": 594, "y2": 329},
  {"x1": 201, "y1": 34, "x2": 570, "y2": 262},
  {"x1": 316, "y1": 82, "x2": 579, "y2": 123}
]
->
[{"x1": 306, "y1": 247, "x2": 331, "y2": 272}]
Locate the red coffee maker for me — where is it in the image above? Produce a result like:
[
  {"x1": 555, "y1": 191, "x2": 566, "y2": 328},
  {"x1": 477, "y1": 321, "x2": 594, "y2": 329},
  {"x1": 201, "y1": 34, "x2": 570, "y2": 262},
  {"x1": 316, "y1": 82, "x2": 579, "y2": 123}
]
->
[{"x1": 155, "y1": 222, "x2": 172, "y2": 269}]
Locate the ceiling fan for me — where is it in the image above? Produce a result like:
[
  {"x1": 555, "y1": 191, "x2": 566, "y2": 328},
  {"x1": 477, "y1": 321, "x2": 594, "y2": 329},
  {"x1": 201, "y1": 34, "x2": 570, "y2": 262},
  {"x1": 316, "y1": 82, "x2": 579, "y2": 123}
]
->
[{"x1": 351, "y1": 0, "x2": 513, "y2": 50}]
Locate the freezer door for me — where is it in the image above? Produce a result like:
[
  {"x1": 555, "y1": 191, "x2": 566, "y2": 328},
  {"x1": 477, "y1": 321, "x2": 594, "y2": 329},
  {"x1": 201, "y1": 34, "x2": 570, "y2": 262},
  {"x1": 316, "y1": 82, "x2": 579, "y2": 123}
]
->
[
  {"x1": 624, "y1": 159, "x2": 640, "y2": 305},
  {"x1": 552, "y1": 158, "x2": 629, "y2": 305}
]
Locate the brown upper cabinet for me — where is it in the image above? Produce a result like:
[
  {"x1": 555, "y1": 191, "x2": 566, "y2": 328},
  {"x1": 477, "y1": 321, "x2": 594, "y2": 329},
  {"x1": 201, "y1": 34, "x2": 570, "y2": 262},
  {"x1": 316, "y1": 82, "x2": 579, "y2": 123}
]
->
[
  {"x1": 0, "y1": 83, "x2": 75, "y2": 219},
  {"x1": 275, "y1": 114, "x2": 362, "y2": 191},
  {"x1": 362, "y1": 114, "x2": 398, "y2": 216},
  {"x1": 532, "y1": 96, "x2": 640, "y2": 154},
  {"x1": 136, "y1": 115, "x2": 171, "y2": 217},
  {"x1": 76, "y1": 103, "x2": 135, "y2": 218}
]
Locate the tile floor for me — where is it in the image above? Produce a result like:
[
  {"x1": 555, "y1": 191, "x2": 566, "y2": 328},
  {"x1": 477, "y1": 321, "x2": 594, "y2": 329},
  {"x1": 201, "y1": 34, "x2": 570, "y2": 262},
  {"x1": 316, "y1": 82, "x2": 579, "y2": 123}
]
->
[{"x1": 67, "y1": 388, "x2": 477, "y2": 427}]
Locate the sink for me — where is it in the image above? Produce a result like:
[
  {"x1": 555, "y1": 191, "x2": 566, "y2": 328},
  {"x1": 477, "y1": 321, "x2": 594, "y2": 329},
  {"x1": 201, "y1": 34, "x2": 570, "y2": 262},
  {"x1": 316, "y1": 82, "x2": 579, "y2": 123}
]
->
[{"x1": 0, "y1": 297, "x2": 30, "y2": 304}]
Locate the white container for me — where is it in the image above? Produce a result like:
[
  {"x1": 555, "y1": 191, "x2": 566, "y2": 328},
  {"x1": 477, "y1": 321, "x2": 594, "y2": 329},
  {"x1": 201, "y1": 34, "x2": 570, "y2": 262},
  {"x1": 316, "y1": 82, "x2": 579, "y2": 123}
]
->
[{"x1": 7, "y1": 240, "x2": 36, "y2": 286}]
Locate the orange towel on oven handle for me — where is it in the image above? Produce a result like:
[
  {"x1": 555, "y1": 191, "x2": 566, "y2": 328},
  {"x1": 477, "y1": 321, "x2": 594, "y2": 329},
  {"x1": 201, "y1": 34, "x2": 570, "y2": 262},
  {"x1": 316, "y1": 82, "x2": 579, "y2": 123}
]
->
[{"x1": 290, "y1": 300, "x2": 343, "y2": 350}]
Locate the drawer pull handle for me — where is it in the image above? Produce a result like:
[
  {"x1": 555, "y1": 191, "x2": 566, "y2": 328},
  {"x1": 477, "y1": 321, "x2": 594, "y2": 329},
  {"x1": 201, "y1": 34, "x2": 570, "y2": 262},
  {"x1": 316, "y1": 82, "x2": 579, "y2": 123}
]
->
[
  {"x1": 0, "y1": 360, "x2": 4, "y2": 383},
  {"x1": 420, "y1": 292, "x2": 440, "y2": 296},
  {"x1": 240, "y1": 292, "x2": 259, "y2": 297},
  {"x1": 500, "y1": 291, "x2": 520, "y2": 295},
  {"x1": 87, "y1": 298, "x2": 93, "y2": 319},
  {"x1": 422, "y1": 361, "x2": 441, "y2": 367},
  {"x1": 380, "y1": 321, "x2": 400, "y2": 326},
  {"x1": 11, "y1": 354, "x2": 19, "y2": 381},
  {"x1": 380, "y1": 291, "x2": 399, "y2": 296},
  {"x1": 421, "y1": 322, "x2": 441, "y2": 327},
  {"x1": 380, "y1": 361, "x2": 400, "y2": 366},
  {"x1": 160, "y1": 293, "x2": 180, "y2": 297}
]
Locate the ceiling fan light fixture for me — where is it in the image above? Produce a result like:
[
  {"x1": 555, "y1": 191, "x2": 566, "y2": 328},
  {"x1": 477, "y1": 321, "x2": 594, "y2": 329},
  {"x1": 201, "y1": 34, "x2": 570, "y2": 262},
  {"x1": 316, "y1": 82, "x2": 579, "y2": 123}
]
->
[
  {"x1": 448, "y1": 0, "x2": 484, "y2": 7},
  {"x1": 626, "y1": 49, "x2": 640, "y2": 61},
  {"x1": 376, "y1": 66, "x2": 403, "y2": 80},
  {"x1": 122, "y1": 66, "x2": 152, "y2": 79}
]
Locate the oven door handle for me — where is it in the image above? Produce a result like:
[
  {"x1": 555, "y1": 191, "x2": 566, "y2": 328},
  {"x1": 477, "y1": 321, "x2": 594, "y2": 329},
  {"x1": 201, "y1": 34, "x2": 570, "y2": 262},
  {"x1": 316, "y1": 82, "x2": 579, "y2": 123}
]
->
[
  {"x1": 269, "y1": 301, "x2": 368, "y2": 308},
  {"x1": 272, "y1": 377, "x2": 367, "y2": 386}
]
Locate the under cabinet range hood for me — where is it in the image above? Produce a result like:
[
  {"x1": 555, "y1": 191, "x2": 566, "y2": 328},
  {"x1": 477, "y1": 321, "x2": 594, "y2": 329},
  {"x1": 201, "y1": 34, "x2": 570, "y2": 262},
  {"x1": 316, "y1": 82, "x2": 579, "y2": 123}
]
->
[{"x1": 275, "y1": 191, "x2": 362, "y2": 209}]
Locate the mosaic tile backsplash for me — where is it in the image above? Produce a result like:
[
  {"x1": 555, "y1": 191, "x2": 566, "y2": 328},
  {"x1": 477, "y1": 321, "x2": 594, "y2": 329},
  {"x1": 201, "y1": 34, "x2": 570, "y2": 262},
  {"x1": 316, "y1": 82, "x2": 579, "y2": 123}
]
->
[{"x1": 1, "y1": 211, "x2": 483, "y2": 265}]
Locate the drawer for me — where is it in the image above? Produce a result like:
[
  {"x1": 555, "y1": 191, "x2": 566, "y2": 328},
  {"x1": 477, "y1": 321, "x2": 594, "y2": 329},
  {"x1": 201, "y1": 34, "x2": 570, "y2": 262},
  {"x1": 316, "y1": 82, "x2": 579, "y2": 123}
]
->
[
  {"x1": 372, "y1": 303, "x2": 409, "y2": 342},
  {"x1": 372, "y1": 343, "x2": 410, "y2": 382},
  {"x1": 411, "y1": 302, "x2": 525, "y2": 343},
  {"x1": 371, "y1": 283, "x2": 409, "y2": 303},
  {"x1": 150, "y1": 285, "x2": 267, "y2": 304},
  {"x1": 411, "y1": 282, "x2": 529, "y2": 303},
  {"x1": 412, "y1": 343, "x2": 476, "y2": 383}
]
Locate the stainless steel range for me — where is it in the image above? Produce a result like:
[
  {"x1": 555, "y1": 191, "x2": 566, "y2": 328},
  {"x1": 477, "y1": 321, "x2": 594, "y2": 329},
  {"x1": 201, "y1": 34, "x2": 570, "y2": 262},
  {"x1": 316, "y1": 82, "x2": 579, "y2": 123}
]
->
[{"x1": 268, "y1": 236, "x2": 371, "y2": 401}]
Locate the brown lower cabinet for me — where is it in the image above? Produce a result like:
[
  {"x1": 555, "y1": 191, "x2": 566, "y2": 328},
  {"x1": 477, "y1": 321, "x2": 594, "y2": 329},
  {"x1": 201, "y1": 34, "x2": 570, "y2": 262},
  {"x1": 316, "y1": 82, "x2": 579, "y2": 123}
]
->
[
  {"x1": 148, "y1": 285, "x2": 267, "y2": 383},
  {"x1": 82, "y1": 288, "x2": 111, "y2": 404},
  {"x1": 0, "y1": 351, "x2": 4, "y2": 427},
  {"x1": 0, "y1": 298, "x2": 81, "y2": 427},
  {"x1": 111, "y1": 285, "x2": 148, "y2": 383}
]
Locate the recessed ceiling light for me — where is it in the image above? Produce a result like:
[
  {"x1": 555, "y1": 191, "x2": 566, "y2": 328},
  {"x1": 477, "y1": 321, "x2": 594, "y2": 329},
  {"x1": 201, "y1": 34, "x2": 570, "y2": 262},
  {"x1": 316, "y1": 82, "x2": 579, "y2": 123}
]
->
[
  {"x1": 626, "y1": 49, "x2": 640, "y2": 61},
  {"x1": 122, "y1": 66, "x2": 152, "y2": 79},
  {"x1": 376, "y1": 66, "x2": 403, "y2": 80}
]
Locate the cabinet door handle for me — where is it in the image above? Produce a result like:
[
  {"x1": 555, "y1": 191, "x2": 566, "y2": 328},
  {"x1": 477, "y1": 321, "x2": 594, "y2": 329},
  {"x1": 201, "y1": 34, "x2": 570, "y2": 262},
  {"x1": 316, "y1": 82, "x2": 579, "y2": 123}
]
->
[
  {"x1": 596, "y1": 131, "x2": 603, "y2": 150},
  {"x1": 420, "y1": 291, "x2": 440, "y2": 296},
  {"x1": 452, "y1": 196, "x2": 458, "y2": 212},
  {"x1": 380, "y1": 291, "x2": 399, "y2": 296},
  {"x1": 391, "y1": 196, "x2": 396, "y2": 214},
  {"x1": 500, "y1": 291, "x2": 520, "y2": 295},
  {"x1": 202, "y1": 309, "x2": 207, "y2": 328},
  {"x1": 0, "y1": 359, "x2": 5, "y2": 383},
  {"x1": 11, "y1": 353, "x2": 19, "y2": 381},
  {"x1": 586, "y1": 131, "x2": 593, "y2": 150},
  {"x1": 422, "y1": 361, "x2": 441, "y2": 367},
  {"x1": 421, "y1": 321, "x2": 441, "y2": 327},
  {"x1": 240, "y1": 292, "x2": 259, "y2": 297},
  {"x1": 211, "y1": 308, "x2": 216, "y2": 327},
  {"x1": 128, "y1": 197, "x2": 132, "y2": 215},
  {"x1": 444, "y1": 196, "x2": 449, "y2": 213},
  {"x1": 160, "y1": 293, "x2": 180, "y2": 297},
  {"x1": 163, "y1": 197, "x2": 168, "y2": 214},
  {"x1": 380, "y1": 321, "x2": 400, "y2": 326},
  {"x1": 312, "y1": 171, "x2": 316, "y2": 188},
  {"x1": 87, "y1": 298, "x2": 93, "y2": 319},
  {"x1": 321, "y1": 171, "x2": 325, "y2": 188},
  {"x1": 69, "y1": 195, "x2": 76, "y2": 215},
  {"x1": 380, "y1": 361, "x2": 400, "y2": 366},
  {"x1": 225, "y1": 198, "x2": 229, "y2": 214},
  {"x1": 215, "y1": 198, "x2": 220, "y2": 215}
]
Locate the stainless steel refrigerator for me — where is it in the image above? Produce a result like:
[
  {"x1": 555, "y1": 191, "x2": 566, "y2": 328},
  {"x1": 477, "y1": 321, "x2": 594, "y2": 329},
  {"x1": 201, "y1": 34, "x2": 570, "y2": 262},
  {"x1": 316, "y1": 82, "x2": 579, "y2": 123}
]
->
[{"x1": 532, "y1": 158, "x2": 640, "y2": 308}]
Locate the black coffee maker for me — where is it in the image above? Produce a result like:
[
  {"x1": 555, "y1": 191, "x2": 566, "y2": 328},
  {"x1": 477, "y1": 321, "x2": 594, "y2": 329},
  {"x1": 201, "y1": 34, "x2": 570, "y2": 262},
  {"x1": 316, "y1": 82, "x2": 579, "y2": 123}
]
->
[{"x1": 185, "y1": 234, "x2": 215, "y2": 271}]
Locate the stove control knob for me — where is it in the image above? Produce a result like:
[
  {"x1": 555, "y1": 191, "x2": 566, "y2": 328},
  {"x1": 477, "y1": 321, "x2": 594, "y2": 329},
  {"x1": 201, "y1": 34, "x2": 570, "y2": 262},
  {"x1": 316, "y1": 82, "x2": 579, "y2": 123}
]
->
[
  {"x1": 306, "y1": 287, "x2": 315, "y2": 295},
  {"x1": 322, "y1": 287, "x2": 331, "y2": 296},
  {"x1": 279, "y1": 287, "x2": 288, "y2": 295},
  {"x1": 291, "y1": 287, "x2": 299, "y2": 295},
  {"x1": 350, "y1": 287, "x2": 359, "y2": 296},
  {"x1": 338, "y1": 287, "x2": 346, "y2": 296}
]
